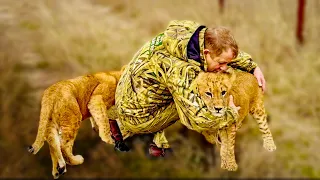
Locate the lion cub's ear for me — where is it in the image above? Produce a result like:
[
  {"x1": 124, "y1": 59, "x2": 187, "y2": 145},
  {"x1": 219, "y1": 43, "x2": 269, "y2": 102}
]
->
[
  {"x1": 225, "y1": 67, "x2": 236, "y2": 83},
  {"x1": 225, "y1": 67, "x2": 234, "y2": 74},
  {"x1": 197, "y1": 71, "x2": 206, "y2": 80},
  {"x1": 120, "y1": 65, "x2": 128, "y2": 72},
  {"x1": 195, "y1": 71, "x2": 210, "y2": 84},
  {"x1": 192, "y1": 71, "x2": 206, "y2": 92}
]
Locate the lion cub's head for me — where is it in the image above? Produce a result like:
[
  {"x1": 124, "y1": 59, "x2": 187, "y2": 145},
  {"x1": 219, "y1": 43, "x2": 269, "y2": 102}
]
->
[{"x1": 196, "y1": 68, "x2": 236, "y2": 117}]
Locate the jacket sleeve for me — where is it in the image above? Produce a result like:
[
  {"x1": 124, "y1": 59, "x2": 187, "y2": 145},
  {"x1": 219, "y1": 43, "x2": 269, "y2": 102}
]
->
[
  {"x1": 161, "y1": 58, "x2": 239, "y2": 133},
  {"x1": 228, "y1": 51, "x2": 257, "y2": 73}
]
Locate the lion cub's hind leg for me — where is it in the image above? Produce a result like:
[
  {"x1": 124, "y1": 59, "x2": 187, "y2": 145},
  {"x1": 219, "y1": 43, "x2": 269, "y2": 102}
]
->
[
  {"x1": 250, "y1": 93, "x2": 276, "y2": 152},
  {"x1": 46, "y1": 125, "x2": 66, "y2": 179},
  {"x1": 59, "y1": 101, "x2": 84, "y2": 166},
  {"x1": 49, "y1": 145, "x2": 64, "y2": 179}
]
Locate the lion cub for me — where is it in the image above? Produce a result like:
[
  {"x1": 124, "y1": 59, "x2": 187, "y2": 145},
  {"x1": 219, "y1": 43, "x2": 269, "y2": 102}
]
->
[
  {"x1": 196, "y1": 68, "x2": 276, "y2": 171},
  {"x1": 28, "y1": 67, "x2": 125, "y2": 179}
]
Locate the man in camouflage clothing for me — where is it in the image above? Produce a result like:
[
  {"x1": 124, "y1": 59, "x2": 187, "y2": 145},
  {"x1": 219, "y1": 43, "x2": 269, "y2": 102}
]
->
[{"x1": 109, "y1": 20, "x2": 266, "y2": 156}]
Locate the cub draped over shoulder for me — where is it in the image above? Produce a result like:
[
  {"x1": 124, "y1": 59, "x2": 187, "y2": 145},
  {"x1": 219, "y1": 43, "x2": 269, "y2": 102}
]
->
[
  {"x1": 28, "y1": 66, "x2": 126, "y2": 179},
  {"x1": 196, "y1": 68, "x2": 276, "y2": 171}
]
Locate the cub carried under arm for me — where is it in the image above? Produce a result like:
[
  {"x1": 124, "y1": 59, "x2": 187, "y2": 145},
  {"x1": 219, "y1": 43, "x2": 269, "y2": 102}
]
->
[
  {"x1": 28, "y1": 67, "x2": 125, "y2": 179},
  {"x1": 196, "y1": 68, "x2": 276, "y2": 171}
]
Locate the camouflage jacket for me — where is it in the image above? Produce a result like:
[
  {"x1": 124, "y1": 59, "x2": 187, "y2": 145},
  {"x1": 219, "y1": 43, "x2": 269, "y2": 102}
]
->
[{"x1": 115, "y1": 20, "x2": 257, "y2": 136}]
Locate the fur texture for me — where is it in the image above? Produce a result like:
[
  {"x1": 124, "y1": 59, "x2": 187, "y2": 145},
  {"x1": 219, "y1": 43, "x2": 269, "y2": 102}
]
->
[
  {"x1": 28, "y1": 67, "x2": 125, "y2": 179},
  {"x1": 196, "y1": 68, "x2": 276, "y2": 171}
]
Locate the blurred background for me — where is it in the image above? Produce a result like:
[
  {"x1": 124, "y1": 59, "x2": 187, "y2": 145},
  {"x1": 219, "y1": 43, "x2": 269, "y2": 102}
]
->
[{"x1": 1, "y1": 0, "x2": 320, "y2": 178}]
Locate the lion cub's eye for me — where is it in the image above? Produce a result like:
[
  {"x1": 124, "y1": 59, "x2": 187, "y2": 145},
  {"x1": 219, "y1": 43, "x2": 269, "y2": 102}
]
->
[
  {"x1": 205, "y1": 91, "x2": 212, "y2": 97},
  {"x1": 221, "y1": 91, "x2": 226, "y2": 96}
]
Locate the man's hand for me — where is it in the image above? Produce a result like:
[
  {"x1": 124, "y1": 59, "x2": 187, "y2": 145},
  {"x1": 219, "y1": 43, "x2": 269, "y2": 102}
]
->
[
  {"x1": 253, "y1": 66, "x2": 266, "y2": 93},
  {"x1": 229, "y1": 95, "x2": 240, "y2": 112}
]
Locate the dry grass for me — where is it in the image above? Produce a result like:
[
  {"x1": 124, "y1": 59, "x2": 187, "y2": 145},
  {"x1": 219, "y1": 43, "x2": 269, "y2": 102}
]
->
[{"x1": 0, "y1": 0, "x2": 319, "y2": 178}]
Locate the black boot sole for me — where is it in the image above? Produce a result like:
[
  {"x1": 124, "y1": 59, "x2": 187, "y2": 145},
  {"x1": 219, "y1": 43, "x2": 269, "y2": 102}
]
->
[{"x1": 114, "y1": 141, "x2": 130, "y2": 152}]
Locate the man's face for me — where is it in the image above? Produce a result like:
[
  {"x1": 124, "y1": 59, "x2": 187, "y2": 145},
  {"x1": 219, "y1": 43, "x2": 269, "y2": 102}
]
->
[{"x1": 205, "y1": 48, "x2": 235, "y2": 72}]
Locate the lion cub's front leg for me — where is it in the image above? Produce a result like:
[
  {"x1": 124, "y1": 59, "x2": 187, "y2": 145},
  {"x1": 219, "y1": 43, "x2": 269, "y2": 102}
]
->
[
  {"x1": 250, "y1": 99, "x2": 276, "y2": 152},
  {"x1": 88, "y1": 95, "x2": 113, "y2": 144},
  {"x1": 89, "y1": 117, "x2": 99, "y2": 133},
  {"x1": 202, "y1": 125, "x2": 237, "y2": 171},
  {"x1": 219, "y1": 123, "x2": 238, "y2": 171}
]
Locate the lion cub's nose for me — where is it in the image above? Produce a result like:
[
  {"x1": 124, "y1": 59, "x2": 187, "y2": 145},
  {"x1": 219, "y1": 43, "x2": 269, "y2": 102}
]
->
[{"x1": 214, "y1": 107, "x2": 222, "y2": 112}]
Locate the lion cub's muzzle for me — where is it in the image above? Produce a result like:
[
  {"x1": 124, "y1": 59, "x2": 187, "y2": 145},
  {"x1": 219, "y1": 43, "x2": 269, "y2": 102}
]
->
[{"x1": 210, "y1": 106, "x2": 226, "y2": 117}]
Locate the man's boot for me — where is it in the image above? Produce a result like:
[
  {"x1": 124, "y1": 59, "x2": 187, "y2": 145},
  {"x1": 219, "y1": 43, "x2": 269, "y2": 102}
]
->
[
  {"x1": 149, "y1": 143, "x2": 165, "y2": 157},
  {"x1": 109, "y1": 119, "x2": 130, "y2": 152}
]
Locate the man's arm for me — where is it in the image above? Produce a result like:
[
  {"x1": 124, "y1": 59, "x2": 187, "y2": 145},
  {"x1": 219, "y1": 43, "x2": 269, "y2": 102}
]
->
[
  {"x1": 228, "y1": 51, "x2": 257, "y2": 73},
  {"x1": 228, "y1": 51, "x2": 266, "y2": 92}
]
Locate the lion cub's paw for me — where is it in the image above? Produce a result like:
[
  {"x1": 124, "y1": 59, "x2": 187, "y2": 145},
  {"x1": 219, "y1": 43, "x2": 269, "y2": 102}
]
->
[
  {"x1": 74, "y1": 155, "x2": 84, "y2": 165},
  {"x1": 53, "y1": 164, "x2": 66, "y2": 179},
  {"x1": 221, "y1": 159, "x2": 238, "y2": 171},
  {"x1": 263, "y1": 140, "x2": 276, "y2": 152}
]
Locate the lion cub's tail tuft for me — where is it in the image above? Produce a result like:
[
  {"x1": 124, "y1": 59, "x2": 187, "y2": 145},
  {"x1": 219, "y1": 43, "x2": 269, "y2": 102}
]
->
[
  {"x1": 28, "y1": 94, "x2": 53, "y2": 155},
  {"x1": 27, "y1": 145, "x2": 35, "y2": 154}
]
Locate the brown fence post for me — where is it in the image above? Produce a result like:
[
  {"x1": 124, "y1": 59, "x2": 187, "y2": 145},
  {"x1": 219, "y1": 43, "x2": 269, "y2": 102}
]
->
[
  {"x1": 296, "y1": 0, "x2": 306, "y2": 44},
  {"x1": 219, "y1": 0, "x2": 225, "y2": 13}
]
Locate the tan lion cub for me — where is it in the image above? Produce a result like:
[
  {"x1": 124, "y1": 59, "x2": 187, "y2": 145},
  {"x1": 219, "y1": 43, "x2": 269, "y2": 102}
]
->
[
  {"x1": 196, "y1": 68, "x2": 276, "y2": 171},
  {"x1": 28, "y1": 67, "x2": 125, "y2": 179}
]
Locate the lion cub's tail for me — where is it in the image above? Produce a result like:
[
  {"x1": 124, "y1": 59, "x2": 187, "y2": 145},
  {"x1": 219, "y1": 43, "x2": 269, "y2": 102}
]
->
[{"x1": 28, "y1": 93, "x2": 53, "y2": 155}]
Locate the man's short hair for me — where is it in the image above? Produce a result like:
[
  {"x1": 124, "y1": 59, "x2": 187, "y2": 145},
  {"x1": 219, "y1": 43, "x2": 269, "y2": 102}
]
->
[{"x1": 204, "y1": 27, "x2": 239, "y2": 58}]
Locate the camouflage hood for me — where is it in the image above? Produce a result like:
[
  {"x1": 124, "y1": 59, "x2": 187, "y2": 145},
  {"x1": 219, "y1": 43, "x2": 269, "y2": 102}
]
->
[{"x1": 162, "y1": 20, "x2": 208, "y2": 71}]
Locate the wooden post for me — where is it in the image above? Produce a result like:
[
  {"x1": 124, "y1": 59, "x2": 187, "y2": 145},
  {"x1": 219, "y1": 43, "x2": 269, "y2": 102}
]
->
[
  {"x1": 296, "y1": 0, "x2": 306, "y2": 44},
  {"x1": 219, "y1": 0, "x2": 225, "y2": 13}
]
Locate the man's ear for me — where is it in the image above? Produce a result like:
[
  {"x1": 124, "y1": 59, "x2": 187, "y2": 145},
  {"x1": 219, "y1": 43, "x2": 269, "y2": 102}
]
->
[{"x1": 203, "y1": 49, "x2": 210, "y2": 55}]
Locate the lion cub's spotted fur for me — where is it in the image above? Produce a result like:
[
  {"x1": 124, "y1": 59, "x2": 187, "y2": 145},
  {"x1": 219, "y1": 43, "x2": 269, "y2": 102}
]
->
[
  {"x1": 28, "y1": 67, "x2": 125, "y2": 179},
  {"x1": 196, "y1": 69, "x2": 276, "y2": 171}
]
